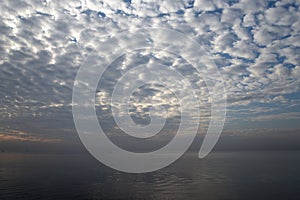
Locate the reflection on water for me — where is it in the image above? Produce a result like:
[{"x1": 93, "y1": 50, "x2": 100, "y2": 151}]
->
[{"x1": 1, "y1": 151, "x2": 300, "y2": 200}]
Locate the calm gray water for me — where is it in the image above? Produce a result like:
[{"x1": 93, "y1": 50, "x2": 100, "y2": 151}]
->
[{"x1": 1, "y1": 151, "x2": 300, "y2": 200}]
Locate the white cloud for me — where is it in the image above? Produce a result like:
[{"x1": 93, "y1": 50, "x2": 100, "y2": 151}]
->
[
  {"x1": 194, "y1": 0, "x2": 216, "y2": 12},
  {"x1": 0, "y1": 0, "x2": 299, "y2": 131}
]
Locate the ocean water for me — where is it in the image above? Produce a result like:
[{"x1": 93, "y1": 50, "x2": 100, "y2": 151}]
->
[{"x1": 1, "y1": 151, "x2": 300, "y2": 200}]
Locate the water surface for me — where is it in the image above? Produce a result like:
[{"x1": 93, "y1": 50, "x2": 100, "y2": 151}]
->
[{"x1": 1, "y1": 151, "x2": 300, "y2": 200}]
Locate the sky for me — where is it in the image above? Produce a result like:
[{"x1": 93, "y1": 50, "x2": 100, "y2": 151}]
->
[{"x1": 0, "y1": 0, "x2": 300, "y2": 153}]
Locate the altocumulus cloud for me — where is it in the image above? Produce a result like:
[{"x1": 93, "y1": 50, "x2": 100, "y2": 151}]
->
[{"x1": 0, "y1": 0, "x2": 300, "y2": 143}]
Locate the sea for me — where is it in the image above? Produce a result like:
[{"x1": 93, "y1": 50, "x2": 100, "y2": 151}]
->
[{"x1": 1, "y1": 151, "x2": 300, "y2": 200}]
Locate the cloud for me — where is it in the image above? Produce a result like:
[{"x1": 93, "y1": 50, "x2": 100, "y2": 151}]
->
[
  {"x1": 0, "y1": 0, "x2": 299, "y2": 139},
  {"x1": 0, "y1": 129, "x2": 61, "y2": 143},
  {"x1": 250, "y1": 112, "x2": 300, "y2": 121}
]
